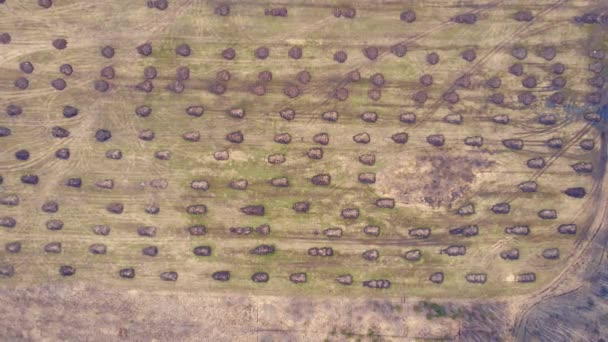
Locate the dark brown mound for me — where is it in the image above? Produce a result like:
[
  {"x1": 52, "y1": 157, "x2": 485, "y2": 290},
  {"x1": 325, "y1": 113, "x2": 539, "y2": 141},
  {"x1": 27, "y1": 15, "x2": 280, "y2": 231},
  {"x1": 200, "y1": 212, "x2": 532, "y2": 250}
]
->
[
  {"x1": 542, "y1": 248, "x2": 559, "y2": 259},
  {"x1": 391, "y1": 132, "x2": 408, "y2": 144},
  {"x1": 252, "y1": 272, "x2": 269, "y2": 283},
  {"x1": 144, "y1": 204, "x2": 160, "y2": 214},
  {"x1": 119, "y1": 268, "x2": 135, "y2": 279},
  {"x1": 362, "y1": 46, "x2": 379, "y2": 60},
  {"x1": 229, "y1": 226, "x2": 252, "y2": 235},
  {"x1": 444, "y1": 113, "x2": 463, "y2": 124},
  {"x1": 0, "y1": 127, "x2": 11, "y2": 137},
  {"x1": 193, "y1": 246, "x2": 212, "y2": 256},
  {"x1": 95, "y1": 129, "x2": 112, "y2": 142},
  {"x1": 190, "y1": 180, "x2": 209, "y2": 191},
  {"x1": 518, "y1": 181, "x2": 537, "y2": 192},
  {"x1": 186, "y1": 204, "x2": 207, "y2": 215},
  {"x1": 0, "y1": 217, "x2": 16, "y2": 228},
  {"x1": 363, "y1": 279, "x2": 391, "y2": 289},
  {"x1": 255, "y1": 46, "x2": 269, "y2": 59},
  {"x1": 558, "y1": 224, "x2": 577, "y2": 235},
  {"x1": 360, "y1": 111, "x2": 378, "y2": 123},
  {"x1": 59, "y1": 63, "x2": 73, "y2": 76},
  {"x1": 41, "y1": 201, "x2": 59, "y2": 213},
  {"x1": 270, "y1": 177, "x2": 289, "y2": 187},
  {"x1": 400, "y1": 10, "x2": 416, "y2": 22},
  {"x1": 279, "y1": 108, "x2": 295, "y2": 120},
  {"x1": 55, "y1": 148, "x2": 69, "y2": 159},
  {"x1": 175, "y1": 44, "x2": 191, "y2": 57},
  {"x1": 290, "y1": 273, "x2": 307, "y2": 284},
  {"x1": 216, "y1": 69, "x2": 231, "y2": 82},
  {"x1": 376, "y1": 198, "x2": 395, "y2": 208},
  {"x1": 324, "y1": 228, "x2": 342, "y2": 238},
  {"x1": 19, "y1": 61, "x2": 34, "y2": 74},
  {"x1": 452, "y1": 13, "x2": 477, "y2": 24},
  {"x1": 160, "y1": 272, "x2": 178, "y2": 281},
  {"x1": 546, "y1": 137, "x2": 563, "y2": 149},
  {"x1": 368, "y1": 88, "x2": 381, "y2": 101},
  {"x1": 453, "y1": 74, "x2": 471, "y2": 88},
  {"x1": 518, "y1": 92, "x2": 536, "y2": 105},
  {"x1": 334, "y1": 87, "x2": 348, "y2": 101},
  {"x1": 59, "y1": 265, "x2": 75, "y2": 276},
  {"x1": 465, "y1": 273, "x2": 486, "y2": 284},
  {"x1": 166, "y1": 80, "x2": 185, "y2": 93},
  {"x1": 321, "y1": 111, "x2": 339, "y2": 122},
  {"x1": 15, "y1": 150, "x2": 29, "y2": 161},
  {"x1": 258, "y1": 70, "x2": 272, "y2": 82},
  {"x1": 509, "y1": 63, "x2": 524, "y2": 76},
  {"x1": 297, "y1": 70, "x2": 311, "y2": 84},
  {"x1": 251, "y1": 244, "x2": 275, "y2": 255},
  {"x1": 288, "y1": 46, "x2": 302, "y2": 59},
  {"x1": 137, "y1": 43, "x2": 152, "y2": 56},
  {"x1": 551, "y1": 62, "x2": 566, "y2": 74},
  {"x1": 186, "y1": 105, "x2": 204, "y2": 117},
  {"x1": 358, "y1": 172, "x2": 376, "y2": 184},
  {"x1": 307, "y1": 147, "x2": 323, "y2": 159},
  {"x1": 400, "y1": 112, "x2": 416, "y2": 123},
  {"x1": 135, "y1": 105, "x2": 151, "y2": 117},
  {"x1": 142, "y1": 246, "x2": 158, "y2": 256},
  {"x1": 106, "y1": 202, "x2": 124, "y2": 214},
  {"x1": 45, "y1": 242, "x2": 62, "y2": 253},
  {"x1": 95, "y1": 80, "x2": 110, "y2": 92},
  {"x1": 580, "y1": 140, "x2": 595, "y2": 150},
  {"x1": 52, "y1": 126, "x2": 70, "y2": 138},
  {"x1": 419, "y1": 74, "x2": 433, "y2": 87},
  {"x1": 226, "y1": 131, "x2": 245, "y2": 144},
  {"x1": 488, "y1": 93, "x2": 504, "y2": 105},
  {"x1": 138, "y1": 129, "x2": 155, "y2": 141},
  {"x1": 486, "y1": 76, "x2": 501, "y2": 88},
  {"x1": 426, "y1": 134, "x2": 445, "y2": 147},
  {"x1": 511, "y1": 47, "x2": 527, "y2": 60},
  {"x1": 188, "y1": 225, "x2": 206, "y2": 236},
  {"x1": 0, "y1": 194, "x2": 19, "y2": 206},
  {"x1": 538, "y1": 114, "x2": 557, "y2": 125},
  {"x1": 208, "y1": 82, "x2": 226, "y2": 95},
  {"x1": 588, "y1": 76, "x2": 604, "y2": 88},
  {"x1": 491, "y1": 202, "x2": 510, "y2": 214},
  {"x1": 51, "y1": 78, "x2": 67, "y2": 90},
  {"x1": 589, "y1": 61, "x2": 603, "y2": 73},
  {"x1": 464, "y1": 136, "x2": 483, "y2": 147},
  {"x1": 182, "y1": 131, "x2": 200, "y2": 142},
  {"x1": 353, "y1": 132, "x2": 370, "y2": 144},
  {"x1": 412, "y1": 90, "x2": 428, "y2": 104},
  {"x1": 274, "y1": 133, "x2": 291, "y2": 144},
  {"x1": 267, "y1": 154, "x2": 285, "y2": 164},
  {"x1": 426, "y1": 52, "x2": 439, "y2": 65},
  {"x1": 333, "y1": 50, "x2": 347, "y2": 63},
  {"x1": 429, "y1": 272, "x2": 444, "y2": 284},
  {"x1": 363, "y1": 226, "x2": 380, "y2": 236},
  {"x1": 137, "y1": 226, "x2": 157, "y2": 237},
  {"x1": 457, "y1": 203, "x2": 475, "y2": 216},
  {"x1": 586, "y1": 92, "x2": 602, "y2": 105},
  {"x1": 589, "y1": 49, "x2": 606, "y2": 59},
  {"x1": 500, "y1": 248, "x2": 519, "y2": 260},
  {"x1": 564, "y1": 187, "x2": 586, "y2": 198},
  {"x1": 391, "y1": 43, "x2": 407, "y2": 57},
  {"x1": 291, "y1": 202, "x2": 310, "y2": 213},
  {"x1": 311, "y1": 173, "x2": 331, "y2": 186},
  {"x1": 101, "y1": 46, "x2": 115, "y2": 59},
  {"x1": 241, "y1": 205, "x2": 264, "y2": 216},
  {"x1": 6, "y1": 242, "x2": 21, "y2": 253},
  {"x1": 441, "y1": 245, "x2": 466, "y2": 256},
  {"x1": 461, "y1": 48, "x2": 476, "y2": 62},
  {"x1": 362, "y1": 249, "x2": 380, "y2": 261},
  {"x1": 38, "y1": 0, "x2": 53, "y2": 8},
  {"x1": 14, "y1": 77, "x2": 29, "y2": 90},
  {"x1": 250, "y1": 83, "x2": 266, "y2": 96},
  {"x1": 212, "y1": 271, "x2": 230, "y2": 281},
  {"x1": 538, "y1": 46, "x2": 556, "y2": 60},
  {"x1": 62, "y1": 105, "x2": 78, "y2": 118},
  {"x1": 370, "y1": 73, "x2": 384, "y2": 87},
  {"x1": 265, "y1": 7, "x2": 288, "y2": 17},
  {"x1": 341, "y1": 208, "x2": 359, "y2": 219},
  {"x1": 95, "y1": 179, "x2": 113, "y2": 189},
  {"x1": 7, "y1": 104, "x2": 22, "y2": 116},
  {"x1": 229, "y1": 179, "x2": 248, "y2": 190},
  {"x1": 0, "y1": 32, "x2": 10, "y2": 44},
  {"x1": 89, "y1": 243, "x2": 107, "y2": 255},
  {"x1": 21, "y1": 174, "x2": 38, "y2": 185},
  {"x1": 222, "y1": 47, "x2": 236, "y2": 60},
  {"x1": 522, "y1": 76, "x2": 537, "y2": 88},
  {"x1": 359, "y1": 154, "x2": 375, "y2": 166},
  {"x1": 52, "y1": 38, "x2": 67, "y2": 50},
  {"x1": 513, "y1": 10, "x2": 533, "y2": 21},
  {"x1": 215, "y1": 4, "x2": 230, "y2": 16},
  {"x1": 493, "y1": 114, "x2": 510, "y2": 125},
  {"x1": 176, "y1": 66, "x2": 190, "y2": 81}
]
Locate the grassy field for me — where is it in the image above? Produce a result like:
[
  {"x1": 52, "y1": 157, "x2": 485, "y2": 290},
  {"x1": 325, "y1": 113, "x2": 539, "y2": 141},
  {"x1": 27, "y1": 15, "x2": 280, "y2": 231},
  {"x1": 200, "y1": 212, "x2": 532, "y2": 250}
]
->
[{"x1": 0, "y1": 0, "x2": 605, "y2": 301}]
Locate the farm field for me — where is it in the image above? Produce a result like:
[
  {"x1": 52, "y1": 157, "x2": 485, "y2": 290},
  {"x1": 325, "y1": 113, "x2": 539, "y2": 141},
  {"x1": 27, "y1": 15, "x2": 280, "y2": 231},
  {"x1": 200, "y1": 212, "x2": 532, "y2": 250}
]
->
[{"x1": 0, "y1": 0, "x2": 606, "y2": 341}]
